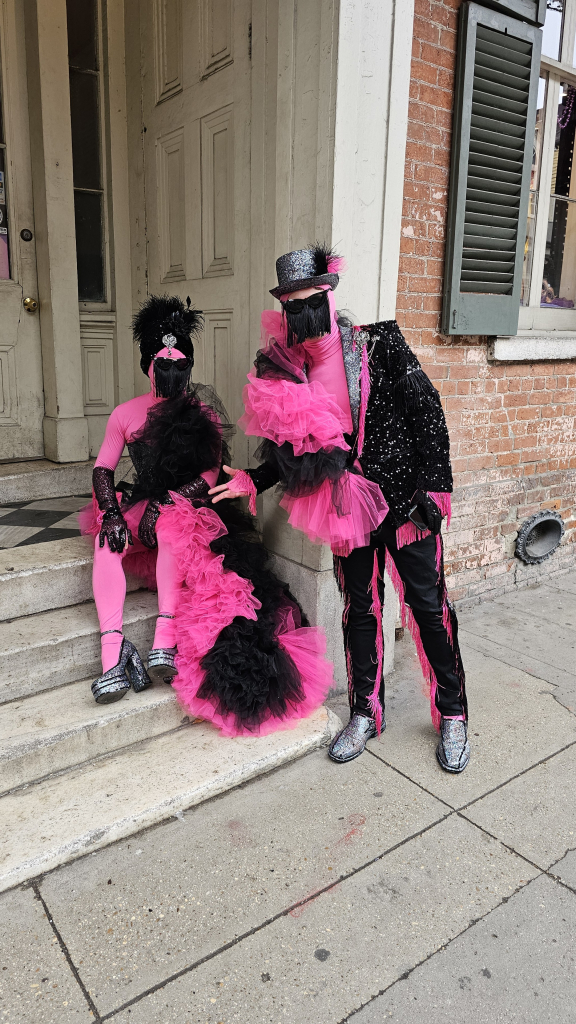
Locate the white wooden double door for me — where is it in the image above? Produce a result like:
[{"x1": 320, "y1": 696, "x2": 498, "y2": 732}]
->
[{"x1": 138, "y1": 0, "x2": 253, "y2": 463}]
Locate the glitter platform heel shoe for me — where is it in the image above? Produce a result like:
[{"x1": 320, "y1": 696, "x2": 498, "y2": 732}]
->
[
  {"x1": 147, "y1": 647, "x2": 178, "y2": 685},
  {"x1": 92, "y1": 631, "x2": 152, "y2": 704}
]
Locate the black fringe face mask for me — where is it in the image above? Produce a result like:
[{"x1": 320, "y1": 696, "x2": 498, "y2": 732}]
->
[
  {"x1": 153, "y1": 357, "x2": 193, "y2": 398},
  {"x1": 282, "y1": 290, "x2": 331, "y2": 347}
]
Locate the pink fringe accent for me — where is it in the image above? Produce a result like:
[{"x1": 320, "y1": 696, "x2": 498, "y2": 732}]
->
[
  {"x1": 357, "y1": 341, "x2": 370, "y2": 458},
  {"x1": 429, "y1": 491, "x2": 452, "y2": 528},
  {"x1": 396, "y1": 519, "x2": 431, "y2": 550},
  {"x1": 232, "y1": 469, "x2": 257, "y2": 516},
  {"x1": 327, "y1": 255, "x2": 348, "y2": 275},
  {"x1": 395, "y1": 493, "x2": 452, "y2": 552},
  {"x1": 280, "y1": 473, "x2": 388, "y2": 556},
  {"x1": 384, "y1": 548, "x2": 441, "y2": 734},
  {"x1": 367, "y1": 550, "x2": 384, "y2": 734},
  {"x1": 239, "y1": 373, "x2": 350, "y2": 456},
  {"x1": 435, "y1": 533, "x2": 442, "y2": 578},
  {"x1": 81, "y1": 491, "x2": 333, "y2": 736}
]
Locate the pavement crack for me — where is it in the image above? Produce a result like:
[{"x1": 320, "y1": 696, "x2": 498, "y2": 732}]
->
[
  {"x1": 455, "y1": 737, "x2": 576, "y2": 814},
  {"x1": 32, "y1": 882, "x2": 102, "y2": 1021},
  {"x1": 100, "y1": 812, "x2": 453, "y2": 1021},
  {"x1": 335, "y1": 876, "x2": 543, "y2": 1023},
  {"x1": 365, "y1": 747, "x2": 457, "y2": 811}
]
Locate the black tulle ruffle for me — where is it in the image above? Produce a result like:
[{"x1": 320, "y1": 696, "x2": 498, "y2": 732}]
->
[
  {"x1": 122, "y1": 391, "x2": 230, "y2": 506},
  {"x1": 197, "y1": 499, "x2": 309, "y2": 729}
]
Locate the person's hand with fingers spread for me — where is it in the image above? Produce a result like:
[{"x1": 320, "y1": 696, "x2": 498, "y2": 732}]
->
[{"x1": 209, "y1": 465, "x2": 255, "y2": 505}]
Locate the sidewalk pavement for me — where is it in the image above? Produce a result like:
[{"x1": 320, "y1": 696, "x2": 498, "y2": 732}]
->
[{"x1": 3, "y1": 569, "x2": 576, "y2": 1023}]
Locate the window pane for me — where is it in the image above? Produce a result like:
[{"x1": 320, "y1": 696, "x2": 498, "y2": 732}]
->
[
  {"x1": 521, "y1": 77, "x2": 547, "y2": 305},
  {"x1": 542, "y1": 83, "x2": 576, "y2": 307},
  {"x1": 74, "y1": 190, "x2": 104, "y2": 301},
  {"x1": 0, "y1": 148, "x2": 10, "y2": 281},
  {"x1": 542, "y1": 1, "x2": 564, "y2": 61},
  {"x1": 66, "y1": 0, "x2": 97, "y2": 70},
  {"x1": 69, "y1": 69, "x2": 101, "y2": 190}
]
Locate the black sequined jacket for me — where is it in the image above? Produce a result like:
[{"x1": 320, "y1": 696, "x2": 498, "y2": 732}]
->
[{"x1": 247, "y1": 319, "x2": 452, "y2": 529}]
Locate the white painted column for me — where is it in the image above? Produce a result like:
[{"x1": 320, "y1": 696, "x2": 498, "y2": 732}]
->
[{"x1": 24, "y1": 0, "x2": 89, "y2": 463}]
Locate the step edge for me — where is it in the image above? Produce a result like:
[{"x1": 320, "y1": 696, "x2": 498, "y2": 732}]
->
[
  {"x1": 0, "y1": 709, "x2": 339, "y2": 893},
  {"x1": 0, "y1": 689, "x2": 182, "y2": 757}
]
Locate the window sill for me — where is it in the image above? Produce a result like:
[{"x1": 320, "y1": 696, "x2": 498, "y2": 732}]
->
[{"x1": 488, "y1": 333, "x2": 576, "y2": 361}]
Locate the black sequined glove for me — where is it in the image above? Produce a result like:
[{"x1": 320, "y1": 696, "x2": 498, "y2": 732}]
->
[
  {"x1": 410, "y1": 489, "x2": 443, "y2": 535},
  {"x1": 138, "y1": 501, "x2": 161, "y2": 549},
  {"x1": 176, "y1": 477, "x2": 210, "y2": 506},
  {"x1": 93, "y1": 466, "x2": 133, "y2": 552}
]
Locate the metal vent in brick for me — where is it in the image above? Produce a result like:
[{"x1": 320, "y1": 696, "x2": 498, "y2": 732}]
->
[{"x1": 442, "y1": 2, "x2": 541, "y2": 336}]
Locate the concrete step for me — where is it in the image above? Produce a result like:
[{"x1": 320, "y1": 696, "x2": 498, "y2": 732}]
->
[
  {"x1": 0, "y1": 706, "x2": 341, "y2": 891},
  {"x1": 0, "y1": 456, "x2": 131, "y2": 504},
  {"x1": 0, "y1": 591, "x2": 158, "y2": 703},
  {"x1": 0, "y1": 676, "x2": 188, "y2": 793},
  {"x1": 0, "y1": 535, "x2": 141, "y2": 621}
]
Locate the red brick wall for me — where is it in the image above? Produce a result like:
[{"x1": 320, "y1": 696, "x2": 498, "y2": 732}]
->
[{"x1": 397, "y1": 0, "x2": 576, "y2": 604}]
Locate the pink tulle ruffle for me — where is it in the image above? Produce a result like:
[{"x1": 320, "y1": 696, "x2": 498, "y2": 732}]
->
[
  {"x1": 280, "y1": 473, "x2": 388, "y2": 557},
  {"x1": 239, "y1": 373, "x2": 350, "y2": 457},
  {"x1": 80, "y1": 491, "x2": 333, "y2": 736}
]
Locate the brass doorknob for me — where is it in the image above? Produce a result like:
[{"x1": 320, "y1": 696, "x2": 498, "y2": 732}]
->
[{"x1": 23, "y1": 297, "x2": 38, "y2": 313}]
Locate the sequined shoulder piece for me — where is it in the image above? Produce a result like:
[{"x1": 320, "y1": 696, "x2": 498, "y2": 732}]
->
[{"x1": 340, "y1": 324, "x2": 364, "y2": 431}]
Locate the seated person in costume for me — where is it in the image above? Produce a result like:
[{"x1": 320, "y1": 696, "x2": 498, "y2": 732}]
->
[
  {"x1": 210, "y1": 247, "x2": 470, "y2": 771},
  {"x1": 81, "y1": 294, "x2": 333, "y2": 737}
]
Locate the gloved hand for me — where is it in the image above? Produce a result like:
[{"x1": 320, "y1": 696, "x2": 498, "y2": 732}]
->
[
  {"x1": 138, "y1": 501, "x2": 161, "y2": 549},
  {"x1": 99, "y1": 509, "x2": 132, "y2": 552},
  {"x1": 93, "y1": 466, "x2": 133, "y2": 552},
  {"x1": 410, "y1": 489, "x2": 443, "y2": 535}
]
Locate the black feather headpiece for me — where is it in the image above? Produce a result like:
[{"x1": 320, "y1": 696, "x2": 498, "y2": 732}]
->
[{"x1": 132, "y1": 294, "x2": 204, "y2": 374}]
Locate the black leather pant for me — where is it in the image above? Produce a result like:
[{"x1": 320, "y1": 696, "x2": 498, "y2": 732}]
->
[{"x1": 336, "y1": 517, "x2": 466, "y2": 719}]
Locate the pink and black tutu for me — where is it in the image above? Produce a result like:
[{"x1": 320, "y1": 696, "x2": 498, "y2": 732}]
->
[{"x1": 81, "y1": 392, "x2": 333, "y2": 737}]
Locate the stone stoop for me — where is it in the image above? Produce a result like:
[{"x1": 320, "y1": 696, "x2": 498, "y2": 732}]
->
[{"x1": 0, "y1": 464, "x2": 341, "y2": 893}]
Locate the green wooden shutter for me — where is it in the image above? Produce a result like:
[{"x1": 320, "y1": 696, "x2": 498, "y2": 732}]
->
[{"x1": 442, "y1": 2, "x2": 542, "y2": 336}]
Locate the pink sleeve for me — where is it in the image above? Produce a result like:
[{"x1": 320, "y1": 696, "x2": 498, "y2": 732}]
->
[
  {"x1": 94, "y1": 406, "x2": 128, "y2": 471},
  {"x1": 201, "y1": 466, "x2": 220, "y2": 488}
]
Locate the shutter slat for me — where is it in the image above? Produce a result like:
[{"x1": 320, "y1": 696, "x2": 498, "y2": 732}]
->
[
  {"x1": 473, "y1": 90, "x2": 528, "y2": 116},
  {"x1": 464, "y1": 222, "x2": 516, "y2": 239},
  {"x1": 460, "y1": 282, "x2": 512, "y2": 293},
  {"x1": 476, "y1": 36, "x2": 532, "y2": 67},
  {"x1": 473, "y1": 62, "x2": 532, "y2": 95},
  {"x1": 474, "y1": 74, "x2": 528, "y2": 104},
  {"x1": 468, "y1": 163, "x2": 522, "y2": 184},
  {"x1": 442, "y1": 5, "x2": 541, "y2": 333},
  {"x1": 463, "y1": 233, "x2": 517, "y2": 249},
  {"x1": 471, "y1": 113, "x2": 526, "y2": 139}
]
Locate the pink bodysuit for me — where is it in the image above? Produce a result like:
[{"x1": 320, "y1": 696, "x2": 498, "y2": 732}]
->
[{"x1": 92, "y1": 388, "x2": 220, "y2": 671}]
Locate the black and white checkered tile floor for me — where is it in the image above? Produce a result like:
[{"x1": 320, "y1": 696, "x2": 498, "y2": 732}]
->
[{"x1": 0, "y1": 495, "x2": 90, "y2": 549}]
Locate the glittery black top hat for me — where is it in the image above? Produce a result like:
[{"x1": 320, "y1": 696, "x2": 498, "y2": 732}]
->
[{"x1": 269, "y1": 244, "x2": 343, "y2": 299}]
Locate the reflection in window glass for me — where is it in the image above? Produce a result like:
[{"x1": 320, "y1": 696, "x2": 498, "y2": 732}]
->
[
  {"x1": 542, "y1": 1, "x2": 564, "y2": 61},
  {"x1": 542, "y1": 83, "x2": 576, "y2": 307},
  {"x1": 0, "y1": 52, "x2": 10, "y2": 280},
  {"x1": 66, "y1": 0, "x2": 105, "y2": 302},
  {"x1": 521, "y1": 78, "x2": 547, "y2": 305}
]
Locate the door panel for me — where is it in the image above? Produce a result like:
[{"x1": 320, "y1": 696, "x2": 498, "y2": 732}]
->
[
  {"x1": 0, "y1": 0, "x2": 44, "y2": 460},
  {"x1": 140, "y1": 0, "x2": 252, "y2": 461}
]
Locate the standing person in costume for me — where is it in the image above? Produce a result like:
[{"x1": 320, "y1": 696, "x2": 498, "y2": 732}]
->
[
  {"x1": 210, "y1": 247, "x2": 470, "y2": 771},
  {"x1": 80, "y1": 294, "x2": 333, "y2": 738}
]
